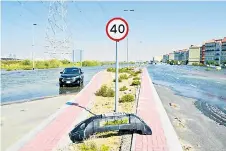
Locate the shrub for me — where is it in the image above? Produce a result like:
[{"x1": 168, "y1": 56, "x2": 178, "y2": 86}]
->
[
  {"x1": 120, "y1": 94, "x2": 135, "y2": 103},
  {"x1": 35, "y1": 61, "x2": 47, "y2": 69},
  {"x1": 23, "y1": 66, "x2": 32, "y2": 70},
  {"x1": 107, "y1": 67, "x2": 115, "y2": 72},
  {"x1": 130, "y1": 71, "x2": 138, "y2": 77},
  {"x1": 120, "y1": 86, "x2": 128, "y2": 91},
  {"x1": 100, "y1": 144, "x2": 110, "y2": 151},
  {"x1": 49, "y1": 59, "x2": 61, "y2": 68},
  {"x1": 61, "y1": 59, "x2": 71, "y2": 64},
  {"x1": 135, "y1": 69, "x2": 142, "y2": 74},
  {"x1": 82, "y1": 60, "x2": 101, "y2": 67},
  {"x1": 79, "y1": 142, "x2": 98, "y2": 151},
  {"x1": 95, "y1": 85, "x2": 107, "y2": 96},
  {"x1": 113, "y1": 78, "x2": 122, "y2": 82},
  {"x1": 107, "y1": 67, "x2": 134, "y2": 73},
  {"x1": 133, "y1": 77, "x2": 140, "y2": 80},
  {"x1": 21, "y1": 59, "x2": 32, "y2": 66},
  {"x1": 131, "y1": 80, "x2": 141, "y2": 86},
  {"x1": 192, "y1": 63, "x2": 199, "y2": 66},
  {"x1": 95, "y1": 85, "x2": 115, "y2": 97},
  {"x1": 79, "y1": 142, "x2": 110, "y2": 151},
  {"x1": 107, "y1": 88, "x2": 115, "y2": 97},
  {"x1": 119, "y1": 74, "x2": 129, "y2": 80}
]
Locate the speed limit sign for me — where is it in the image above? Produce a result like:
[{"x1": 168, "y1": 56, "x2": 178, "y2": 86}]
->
[
  {"x1": 106, "y1": 17, "x2": 129, "y2": 42},
  {"x1": 105, "y1": 17, "x2": 129, "y2": 113}
]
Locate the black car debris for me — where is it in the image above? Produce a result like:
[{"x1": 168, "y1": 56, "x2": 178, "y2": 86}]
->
[
  {"x1": 69, "y1": 112, "x2": 152, "y2": 143},
  {"x1": 59, "y1": 67, "x2": 84, "y2": 87}
]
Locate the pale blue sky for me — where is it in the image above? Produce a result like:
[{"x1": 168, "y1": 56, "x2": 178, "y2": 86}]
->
[{"x1": 1, "y1": 1, "x2": 226, "y2": 61}]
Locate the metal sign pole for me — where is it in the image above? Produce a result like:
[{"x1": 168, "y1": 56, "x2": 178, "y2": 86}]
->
[
  {"x1": 115, "y1": 41, "x2": 119, "y2": 112},
  {"x1": 127, "y1": 37, "x2": 129, "y2": 67}
]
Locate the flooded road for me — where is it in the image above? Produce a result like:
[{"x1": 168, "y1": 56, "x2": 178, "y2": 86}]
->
[
  {"x1": 147, "y1": 65, "x2": 226, "y2": 126},
  {"x1": 1, "y1": 66, "x2": 108, "y2": 103}
]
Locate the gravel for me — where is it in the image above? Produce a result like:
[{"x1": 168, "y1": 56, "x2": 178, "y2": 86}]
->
[{"x1": 120, "y1": 134, "x2": 133, "y2": 151}]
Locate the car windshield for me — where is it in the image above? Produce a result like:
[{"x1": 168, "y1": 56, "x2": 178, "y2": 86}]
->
[{"x1": 63, "y1": 68, "x2": 80, "y2": 74}]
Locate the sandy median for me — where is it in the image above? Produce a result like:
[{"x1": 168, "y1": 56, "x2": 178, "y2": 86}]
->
[
  {"x1": 60, "y1": 69, "x2": 140, "y2": 151},
  {"x1": 154, "y1": 84, "x2": 226, "y2": 151},
  {"x1": 1, "y1": 94, "x2": 77, "y2": 151}
]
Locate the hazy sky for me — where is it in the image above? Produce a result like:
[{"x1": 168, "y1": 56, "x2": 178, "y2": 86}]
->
[{"x1": 1, "y1": 1, "x2": 226, "y2": 61}]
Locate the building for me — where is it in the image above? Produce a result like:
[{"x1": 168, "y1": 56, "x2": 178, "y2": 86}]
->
[
  {"x1": 188, "y1": 45, "x2": 201, "y2": 65},
  {"x1": 162, "y1": 54, "x2": 169, "y2": 63},
  {"x1": 153, "y1": 55, "x2": 163, "y2": 62},
  {"x1": 200, "y1": 44, "x2": 205, "y2": 64},
  {"x1": 205, "y1": 39, "x2": 222, "y2": 65},
  {"x1": 221, "y1": 37, "x2": 226, "y2": 64},
  {"x1": 173, "y1": 49, "x2": 188, "y2": 63},
  {"x1": 174, "y1": 51, "x2": 182, "y2": 61},
  {"x1": 181, "y1": 49, "x2": 189, "y2": 64},
  {"x1": 169, "y1": 52, "x2": 174, "y2": 61}
]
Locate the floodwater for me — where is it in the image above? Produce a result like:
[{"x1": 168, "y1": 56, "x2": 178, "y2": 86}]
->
[
  {"x1": 1, "y1": 66, "x2": 108, "y2": 103},
  {"x1": 147, "y1": 65, "x2": 226, "y2": 126}
]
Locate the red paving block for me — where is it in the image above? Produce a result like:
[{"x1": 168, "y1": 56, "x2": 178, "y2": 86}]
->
[{"x1": 134, "y1": 70, "x2": 168, "y2": 151}]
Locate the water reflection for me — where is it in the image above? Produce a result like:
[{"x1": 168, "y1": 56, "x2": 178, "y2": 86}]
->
[{"x1": 59, "y1": 85, "x2": 84, "y2": 94}]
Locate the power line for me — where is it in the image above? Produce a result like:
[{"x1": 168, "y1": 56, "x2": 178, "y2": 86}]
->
[
  {"x1": 72, "y1": 1, "x2": 92, "y2": 25},
  {"x1": 17, "y1": 1, "x2": 40, "y2": 17}
]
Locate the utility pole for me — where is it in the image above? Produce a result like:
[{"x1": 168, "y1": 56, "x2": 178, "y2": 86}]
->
[{"x1": 32, "y1": 23, "x2": 37, "y2": 70}]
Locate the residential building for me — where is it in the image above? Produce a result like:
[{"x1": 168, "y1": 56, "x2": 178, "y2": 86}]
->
[
  {"x1": 153, "y1": 55, "x2": 163, "y2": 62},
  {"x1": 173, "y1": 49, "x2": 188, "y2": 63},
  {"x1": 221, "y1": 37, "x2": 226, "y2": 64},
  {"x1": 162, "y1": 54, "x2": 169, "y2": 63},
  {"x1": 169, "y1": 52, "x2": 174, "y2": 61},
  {"x1": 174, "y1": 51, "x2": 182, "y2": 61},
  {"x1": 200, "y1": 44, "x2": 205, "y2": 64},
  {"x1": 188, "y1": 45, "x2": 201, "y2": 65},
  {"x1": 205, "y1": 39, "x2": 222, "y2": 65},
  {"x1": 181, "y1": 49, "x2": 189, "y2": 64}
]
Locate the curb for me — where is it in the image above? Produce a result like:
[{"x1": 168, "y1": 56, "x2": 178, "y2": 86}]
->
[{"x1": 130, "y1": 70, "x2": 143, "y2": 151}]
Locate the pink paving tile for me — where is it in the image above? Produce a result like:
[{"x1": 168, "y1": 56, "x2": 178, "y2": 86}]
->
[{"x1": 134, "y1": 69, "x2": 168, "y2": 151}]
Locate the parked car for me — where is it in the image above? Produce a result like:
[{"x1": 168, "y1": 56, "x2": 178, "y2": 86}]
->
[
  {"x1": 69, "y1": 112, "x2": 152, "y2": 143},
  {"x1": 59, "y1": 67, "x2": 84, "y2": 87}
]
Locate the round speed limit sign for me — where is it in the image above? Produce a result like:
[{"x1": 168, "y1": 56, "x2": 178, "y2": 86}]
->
[{"x1": 106, "y1": 17, "x2": 129, "y2": 42}]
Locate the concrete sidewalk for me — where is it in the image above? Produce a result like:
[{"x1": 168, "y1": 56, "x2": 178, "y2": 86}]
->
[
  {"x1": 6, "y1": 71, "x2": 105, "y2": 151},
  {"x1": 132, "y1": 68, "x2": 183, "y2": 151}
]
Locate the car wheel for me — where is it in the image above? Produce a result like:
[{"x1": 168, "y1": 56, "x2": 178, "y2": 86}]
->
[
  {"x1": 78, "y1": 80, "x2": 82, "y2": 86},
  {"x1": 60, "y1": 84, "x2": 63, "y2": 87}
]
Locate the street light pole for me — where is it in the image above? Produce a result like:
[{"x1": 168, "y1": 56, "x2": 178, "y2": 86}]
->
[
  {"x1": 127, "y1": 37, "x2": 129, "y2": 66},
  {"x1": 124, "y1": 9, "x2": 134, "y2": 67},
  {"x1": 32, "y1": 23, "x2": 37, "y2": 70}
]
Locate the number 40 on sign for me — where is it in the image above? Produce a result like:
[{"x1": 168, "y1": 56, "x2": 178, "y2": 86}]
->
[{"x1": 106, "y1": 17, "x2": 129, "y2": 42}]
